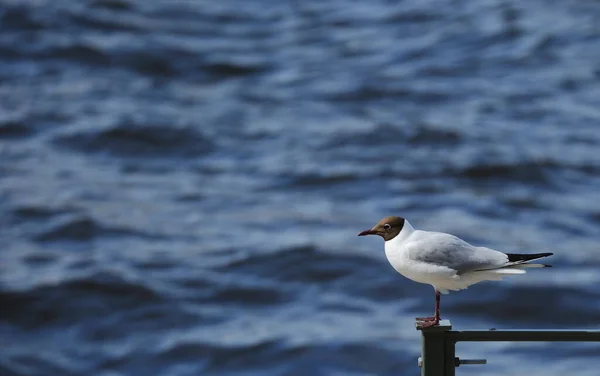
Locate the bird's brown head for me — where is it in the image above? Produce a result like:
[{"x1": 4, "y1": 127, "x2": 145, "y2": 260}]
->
[{"x1": 358, "y1": 216, "x2": 405, "y2": 241}]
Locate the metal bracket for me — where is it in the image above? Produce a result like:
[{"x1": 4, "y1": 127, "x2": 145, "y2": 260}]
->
[
  {"x1": 455, "y1": 357, "x2": 487, "y2": 367},
  {"x1": 417, "y1": 357, "x2": 487, "y2": 368}
]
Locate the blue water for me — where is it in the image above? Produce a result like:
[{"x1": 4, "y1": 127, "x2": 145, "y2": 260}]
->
[{"x1": 2, "y1": 0, "x2": 600, "y2": 375}]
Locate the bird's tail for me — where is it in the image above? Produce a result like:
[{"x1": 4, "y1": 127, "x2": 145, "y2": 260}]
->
[
  {"x1": 504, "y1": 252, "x2": 553, "y2": 268},
  {"x1": 473, "y1": 252, "x2": 553, "y2": 273},
  {"x1": 442, "y1": 252, "x2": 554, "y2": 293}
]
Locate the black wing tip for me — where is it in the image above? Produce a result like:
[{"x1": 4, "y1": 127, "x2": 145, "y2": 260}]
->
[{"x1": 506, "y1": 252, "x2": 554, "y2": 263}]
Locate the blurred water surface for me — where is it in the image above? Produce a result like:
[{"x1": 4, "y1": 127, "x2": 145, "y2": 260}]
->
[{"x1": 2, "y1": 0, "x2": 600, "y2": 375}]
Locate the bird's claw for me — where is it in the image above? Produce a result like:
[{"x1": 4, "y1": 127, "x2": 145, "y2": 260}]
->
[
  {"x1": 416, "y1": 319, "x2": 440, "y2": 329},
  {"x1": 416, "y1": 313, "x2": 440, "y2": 328}
]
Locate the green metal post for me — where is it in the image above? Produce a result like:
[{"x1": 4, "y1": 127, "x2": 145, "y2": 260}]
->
[
  {"x1": 419, "y1": 320, "x2": 453, "y2": 376},
  {"x1": 444, "y1": 336, "x2": 456, "y2": 376},
  {"x1": 417, "y1": 320, "x2": 600, "y2": 376}
]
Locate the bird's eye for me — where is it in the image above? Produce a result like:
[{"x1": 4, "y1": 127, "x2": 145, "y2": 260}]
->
[{"x1": 383, "y1": 224, "x2": 391, "y2": 230}]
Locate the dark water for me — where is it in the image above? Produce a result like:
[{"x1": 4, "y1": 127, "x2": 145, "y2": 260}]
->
[{"x1": 2, "y1": 0, "x2": 600, "y2": 375}]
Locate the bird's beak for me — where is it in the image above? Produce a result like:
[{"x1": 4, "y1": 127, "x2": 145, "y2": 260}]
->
[{"x1": 358, "y1": 229, "x2": 376, "y2": 236}]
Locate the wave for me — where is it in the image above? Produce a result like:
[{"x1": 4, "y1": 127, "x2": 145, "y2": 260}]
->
[
  {"x1": 154, "y1": 338, "x2": 413, "y2": 375},
  {"x1": 203, "y1": 61, "x2": 267, "y2": 78},
  {"x1": 221, "y1": 245, "x2": 358, "y2": 283},
  {"x1": 458, "y1": 162, "x2": 551, "y2": 183},
  {"x1": 0, "y1": 120, "x2": 32, "y2": 139},
  {"x1": 32, "y1": 214, "x2": 157, "y2": 242},
  {"x1": 324, "y1": 123, "x2": 462, "y2": 149},
  {"x1": 11, "y1": 204, "x2": 78, "y2": 220},
  {"x1": 53, "y1": 123, "x2": 214, "y2": 159},
  {"x1": 0, "y1": 271, "x2": 164, "y2": 329},
  {"x1": 219, "y1": 245, "x2": 405, "y2": 302},
  {"x1": 284, "y1": 171, "x2": 361, "y2": 188},
  {"x1": 89, "y1": 0, "x2": 133, "y2": 11}
]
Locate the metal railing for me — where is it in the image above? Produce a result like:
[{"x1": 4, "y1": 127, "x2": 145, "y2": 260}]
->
[{"x1": 418, "y1": 320, "x2": 600, "y2": 376}]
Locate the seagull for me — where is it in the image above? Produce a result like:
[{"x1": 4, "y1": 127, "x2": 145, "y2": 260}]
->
[{"x1": 358, "y1": 216, "x2": 553, "y2": 328}]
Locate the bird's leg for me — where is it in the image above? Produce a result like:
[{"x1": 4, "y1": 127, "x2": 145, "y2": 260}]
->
[
  {"x1": 416, "y1": 290, "x2": 440, "y2": 321},
  {"x1": 416, "y1": 290, "x2": 441, "y2": 328}
]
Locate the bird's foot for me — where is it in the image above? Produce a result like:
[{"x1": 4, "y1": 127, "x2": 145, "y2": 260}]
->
[
  {"x1": 416, "y1": 319, "x2": 440, "y2": 329},
  {"x1": 415, "y1": 316, "x2": 436, "y2": 322}
]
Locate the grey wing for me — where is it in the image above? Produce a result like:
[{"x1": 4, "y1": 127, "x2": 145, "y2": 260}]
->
[{"x1": 406, "y1": 232, "x2": 509, "y2": 273}]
